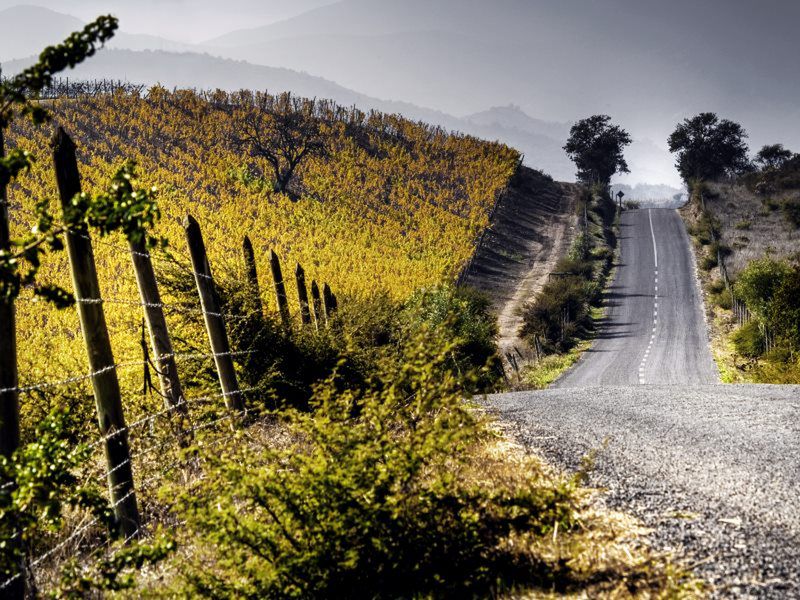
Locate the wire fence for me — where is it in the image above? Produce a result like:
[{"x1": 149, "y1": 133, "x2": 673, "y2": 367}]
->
[
  {"x1": 698, "y1": 191, "x2": 776, "y2": 352},
  {"x1": 0, "y1": 128, "x2": 342, "y2": 595}
]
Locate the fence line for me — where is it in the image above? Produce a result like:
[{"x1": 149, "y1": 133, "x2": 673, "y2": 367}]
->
[
  {"x1": 1, "y1": 127, "x2": 342, "y2": 597},
  {"x1": 699, "y1": 191, "x2": 775, "y2": 353}
]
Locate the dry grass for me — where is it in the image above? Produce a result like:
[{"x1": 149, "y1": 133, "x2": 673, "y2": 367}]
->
[
  {"x1": 38, "y1": 415, "x2": 703, "y2": 598},
  {"x1": 484, "y1": 428, "x2": 704, "y2": 599},
  {"x1": 705, "y1": 182, "x2": 800, "y2": 277}
]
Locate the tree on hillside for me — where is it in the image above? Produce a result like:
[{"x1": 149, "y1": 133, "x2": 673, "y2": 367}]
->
[
  {"x1": 563, "y1": 115, "x2": 631, "y2": 185},
  {"x1": 668, "y1": 113, "x2": 750, "y2": 183},
  {"x1": 755, "y1": 144, "x2": 794, "y2": 171},
  {"x1": 226, "y1": 92, "x2": 328, "y2": 200}
]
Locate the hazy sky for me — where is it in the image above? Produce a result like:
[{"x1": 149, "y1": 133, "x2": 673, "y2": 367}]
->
[
  {"x1": 0, "y1": 0, "x2": 336, "y2": 41},
  {"x1": 3, "y1": 0, "x2": 798, "y2": 186}
]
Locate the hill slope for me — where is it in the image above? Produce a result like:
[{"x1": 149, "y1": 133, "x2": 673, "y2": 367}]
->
[
  {"x1": 459, "y1": 168, "x2": 577, "y2": 355},
  {"x1": 0, "y1": 5, "x2": 190, "y2": 60},
  {"x1": 6, "y1": 88, "x2": 519, "y2": 412}
]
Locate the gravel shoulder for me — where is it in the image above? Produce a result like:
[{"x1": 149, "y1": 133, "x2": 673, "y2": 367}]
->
[{"x1": 489, "y1": 385, "x2": 800, "y2": 598}]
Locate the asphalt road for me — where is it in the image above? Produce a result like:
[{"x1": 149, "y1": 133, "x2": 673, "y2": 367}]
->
[
  {"x1": 489, "y1": 208, "x2": 800, "y2": 597},
  {"x1": 491, "y1": 385, "x2": 800, "y2": 598},
  {"x1": 556, "y1": 208, "x2": 719, "y2": 387}
]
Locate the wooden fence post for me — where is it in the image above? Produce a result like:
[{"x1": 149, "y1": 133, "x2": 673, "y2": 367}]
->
[
  {"x1": 322, "y1": 283, "x2": 336, "y2": 321},
  {"x1": 52, "y1": 128, "x2": 140, "y2": 539},
  {"x1": 242, "y1": 236, "x2": 263, "y2": 316},
  {"x1": 128, "y1": 238, "x2": 189, "y2": 438},
  {"x1": 0, "y1": 117, "x2": 24, "y2": 600},
  {"x1": 182, "y1": 215, "x2": 244, "y2": 413},
  {"x1": 310, "y1": 280, "x2": 324, "y2": 330},
  {"x1": 295, "y1": 263, "x2": 312, "y2": 325},
  {"x1": 0, "y1": 128, "x2": 19, "y2": 461},
  {"x1": 269, "y1": 250, "x2": 291, "y2": 327}
]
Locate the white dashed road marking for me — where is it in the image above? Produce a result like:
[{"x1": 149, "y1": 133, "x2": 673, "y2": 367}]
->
[{"x1": 640, "y1": 210, "x2": 659, "y2": 384}]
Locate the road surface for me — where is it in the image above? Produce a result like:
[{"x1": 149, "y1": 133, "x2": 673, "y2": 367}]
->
[
  {"x1": 489, "y1": 207, "x2": 800, "y2": 597},
  {"x1": 556, "y1": 208, "x2": 718, "y2": 387},
  {"x1": 491, "y1": 385, "x2": 800, "y2": 598}
]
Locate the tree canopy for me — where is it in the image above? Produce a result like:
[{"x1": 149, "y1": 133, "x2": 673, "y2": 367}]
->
[
  {"x1": 754, "y1": 144, "x2": 794, "y2": 171},
  {"x1": 668, "y1": 112, "x2": 750, "y2": 183},
  {"x1": 563, "y1": 115, "x2": 631, "y2": 185}
]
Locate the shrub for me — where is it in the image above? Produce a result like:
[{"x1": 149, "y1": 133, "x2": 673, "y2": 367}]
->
[
  {"x1": 172, "y1": 329, "x2": 579, "y2": 598},
  {"x1": 403, "y1": 285, "x2": 500, "y2": 390},
  {"x1": 732, "y1": 321, "x2": 765, "y2": 359},
  {"x1": 734, "y1": 220, "x2": 751, "y2": 230},
  {"x1": 734, "y1": 258, "x2": 793, "y2": 319},
  {"x1": 712, "y1": 290, "x2": 733, "y2": 311},
  {"x1": 781, "y1": 198, "x2": 800, "y2": 228},
  {"x1": 707, "y1": 279, "x2": 726, "y2": 295},
  {"x1": 520, "y1": 277, "x2": 591, "y2": 353},
  {"x1": 700, "y1": 253, "x2": 718, "y2": 271}
]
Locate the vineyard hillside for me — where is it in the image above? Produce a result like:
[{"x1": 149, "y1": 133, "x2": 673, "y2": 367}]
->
[{"x1": 6, "y1": 87, "x2": 519, "y2": 435}]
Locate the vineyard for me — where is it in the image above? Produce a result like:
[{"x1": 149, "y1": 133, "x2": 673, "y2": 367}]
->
[
  {"x1": 0, "y1": 78, "x2": 531, "y2": 594},
  {"x1": 5, "y1": 86, "x2": 520, "y2": 437}
]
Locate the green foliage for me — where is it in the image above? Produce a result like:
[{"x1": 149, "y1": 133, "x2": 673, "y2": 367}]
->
[
  {"x1": 52, "y1": 534, "x2": 175, "y2": 598},
  {"x1": 520, "y1": 191, "x2": 616, "y2": 354},
  {"x1": 66, "y1": 161, "x2": 164, "y2": 249},
  {"x1": 732, "y1": 321, "x2": 765, "y2": 359},
  {"x1": 781, "y1": 198, "x2": 800, "y2": 228},
  {"x1": 520, "y1": 277, "x2": 592, "y2": 353},
  {"x1": 712, "y1": 290, "x2": 733, "y2": 311},
  {"x1": 734, "y1": 258, "x2": 793, "y2": 319},
  {"x1": 0, "y1": 408, "x2": 113, "y2": 582},
  {"x1": 668, "y1": 113, "x2": 750, "y2": 183},
  {"x1": 699, "y1": 253, "x2": 718, "y2": 271},
  {"x1": 745, "y1": 154, "x2": 800, "y2": 193},
  {"x1": 403, "y1": 285, "x2": 500, "y2": 390},
  {"x1": 1, "y1": 160, "x2": 162, "y2": 306},
  {"x1": 754, "y1": 144, "x2": 794, "y2": 171},
  {"x1": 767, "y1": 267, "x2": 800, "y2": 351},
  {"x1": 172, "y1": 329, "x2": 578, "y2": 598},
  {"x1": 0, "y1": 16, "x2": 152, "y2": 306},
  {"x1": 563, "y1": 115, "x2": 632, "y2": 185}
]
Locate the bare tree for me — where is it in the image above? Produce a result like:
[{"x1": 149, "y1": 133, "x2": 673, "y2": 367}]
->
[{"x1": 227, "y1": 92, "x2": 328, "y2": 200}]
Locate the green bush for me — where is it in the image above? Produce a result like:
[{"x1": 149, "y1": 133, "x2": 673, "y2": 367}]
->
[
  {"x1": 700, "y1": 253, "x2": 718, "y2": 271},
  {"x1": 520, "y1": 277, "x2": 592, "y2": 353},
  {"x1": 781, "y1": 198, "x2": 800, "y2": 228},
  {"x1": 708, "y1": 279, "x2": 726, "y2": 294},
  {"x1": 734, "y1": 258, "x2": 793, "y2": 319},
  {"x1": 734, "y1": 220, "x2": 752, "y2": 230},
  {"x1": 172, "y1": 329, "x2": 578, "y2": 598},
  {"x1": 403, "y1": 285, "x2": 500, "y2": 391},
  {"x1": 732, "y1": 321, "x2": 765, "y2": 359},
  {"x1": 712, "y1": 290, "x2": 733, "y2": 310},
  {"x1": 0, "y1": 409, "x2": 113, "y2": 583}
]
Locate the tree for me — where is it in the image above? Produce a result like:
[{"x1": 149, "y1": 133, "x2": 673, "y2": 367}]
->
[
  {"x1": 754, "y1": 144, "x2": 794, "y2": 171},
  {"x1": 563, "y1": 115, "x2": 631, "y2": 185},
  {"x1": 227, "y1": 92, "x2": 328, "y2": 200},
  {"x1": 668, "y1": 112, "x2": 750, "y2": 182}
]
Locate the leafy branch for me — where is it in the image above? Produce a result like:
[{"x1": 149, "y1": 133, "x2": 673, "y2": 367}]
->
[{"x1": 0, "y1": 16, "x2": 165, "y2": 307}]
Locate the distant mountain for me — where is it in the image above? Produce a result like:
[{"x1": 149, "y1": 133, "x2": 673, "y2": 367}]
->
[
  {"x1": 464, "y1": 105, "x2": 571, "y2": 143},
  {"x1": 201, "y1": 0, "x2": 800, "y2": 163},
  {"x1": 0, "y1": 5, "x2": 190, "y2": 62},
  {"x1": 4, "y1": 47, "x2": 580, "y2": 181}
]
